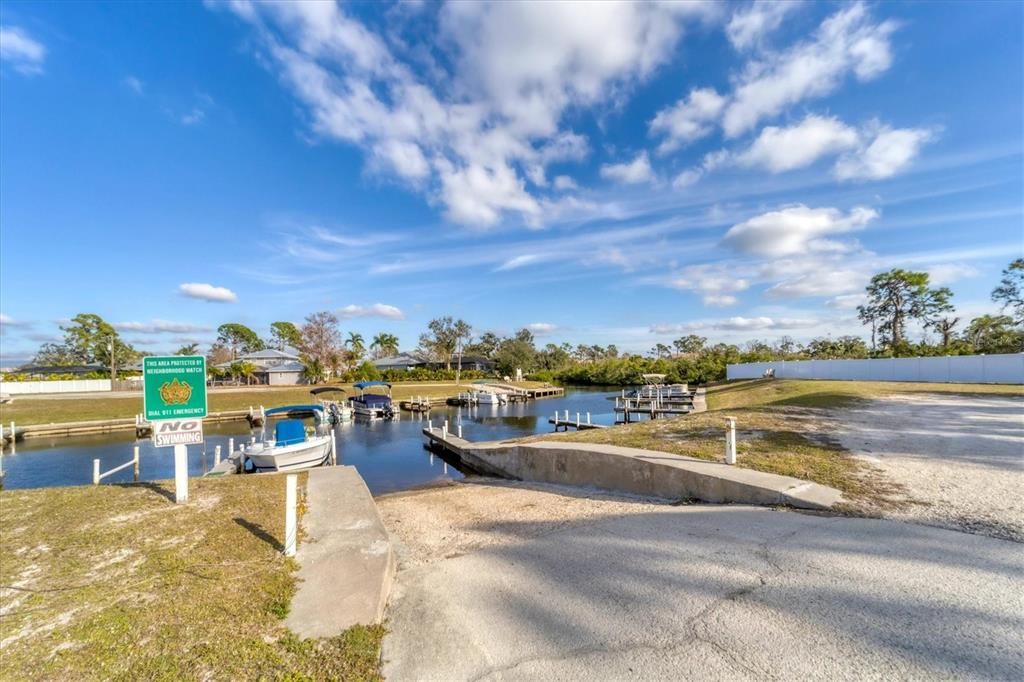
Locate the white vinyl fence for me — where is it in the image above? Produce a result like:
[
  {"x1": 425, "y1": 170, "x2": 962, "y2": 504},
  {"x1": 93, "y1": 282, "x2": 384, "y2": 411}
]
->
[
  {"x1": 727, "y1": 354, "x2": 1024, "y2": 385},
  {"x1": 0, "y1": 379, "x2": 112, "y2": 395}
]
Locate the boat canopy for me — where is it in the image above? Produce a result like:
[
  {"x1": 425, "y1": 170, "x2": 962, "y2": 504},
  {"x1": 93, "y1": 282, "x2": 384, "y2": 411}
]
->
[
  {"x1": 353, "y1": 381, "x2": 392, "y2": 390},
  {"x1": 264, "y1": 404, "x2": 324, "y2": 417},
  {"x1": 310, "y1": 386, "x2": 346, "y2": 395},
  {"x1": 275, "y1": 420, "x2": 307, "y2": 446}
]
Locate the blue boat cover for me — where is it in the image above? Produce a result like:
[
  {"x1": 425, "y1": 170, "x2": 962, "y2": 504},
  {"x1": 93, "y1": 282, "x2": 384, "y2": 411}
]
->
[
  {"x1": 356, "y1": 394, "x2": 391, "y2": 406},
  {"x1": 275, "y1": 419, "x2": 306, "y2": 446},
  {"x1": 264, "y1": 404, "x2": 323, "y2": 417},
  {"x1": 353, "y1": 381, "x2": 392, "y2": 390}
]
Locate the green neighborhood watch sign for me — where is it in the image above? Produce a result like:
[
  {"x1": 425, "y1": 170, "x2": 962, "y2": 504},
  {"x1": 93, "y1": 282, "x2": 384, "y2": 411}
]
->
[{"x1": 143, "y1": 356, "x2": 208, "y2": 421}]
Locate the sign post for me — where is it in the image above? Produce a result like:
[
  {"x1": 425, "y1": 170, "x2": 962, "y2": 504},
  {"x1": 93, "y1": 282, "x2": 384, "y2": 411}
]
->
[{"x1": 143, "y1": 356, "x2": 208, "y2": 504}]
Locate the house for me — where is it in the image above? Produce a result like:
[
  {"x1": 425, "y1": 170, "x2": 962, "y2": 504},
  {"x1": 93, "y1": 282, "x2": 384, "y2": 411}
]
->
[
  {"x1": 218, "y1": 348, "x2": 307, "y2": 385},
  {"x1": 372, "y1": 352, "x2": 495, "y2": 373}
]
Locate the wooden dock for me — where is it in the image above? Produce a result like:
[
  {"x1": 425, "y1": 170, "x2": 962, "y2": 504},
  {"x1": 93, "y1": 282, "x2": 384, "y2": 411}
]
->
[{"x1": 548, "y1": 417, "x2": 607, "y2": 431}]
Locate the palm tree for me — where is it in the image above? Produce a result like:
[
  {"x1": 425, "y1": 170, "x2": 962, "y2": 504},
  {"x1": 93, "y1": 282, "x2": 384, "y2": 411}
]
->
[
  {"x1": 371, "y1": 332, "x2": 400, "y2": 359},
  {"x1": 346, "y1": 332, "x2": 366, "y2": 362},
  {"x1": 230, "y1": 361, "x2": 257, "y2": 385},
  {"x1": 176, "y1": 343, "x2": 200, "y2": 355}
]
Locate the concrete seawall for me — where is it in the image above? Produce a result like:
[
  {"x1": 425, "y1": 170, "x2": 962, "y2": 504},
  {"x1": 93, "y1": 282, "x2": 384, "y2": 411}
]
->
[{"x1": 424, "y1": 429, "x2": 842, "y2": 510}]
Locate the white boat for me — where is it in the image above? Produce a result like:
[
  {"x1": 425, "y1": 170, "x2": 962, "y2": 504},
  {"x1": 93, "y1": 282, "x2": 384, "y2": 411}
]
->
[
  {"x1": 310, "y1": 386, "x2": 353, "y2": 423},
  {"x1": 349, "y1": 381, "x2": 396, "y2": 420},
  {"x1": 474, "y1": 390, "x2": 507, "y2": 406},
  {"x1": 244, "y1": 418, "x2": 333, "y2": 473}
]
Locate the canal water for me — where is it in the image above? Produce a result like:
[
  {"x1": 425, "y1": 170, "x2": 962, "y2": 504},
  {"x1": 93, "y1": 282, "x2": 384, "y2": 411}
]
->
[{"x1": 0, "y1": 388, "x2": 619, "y2": 495}]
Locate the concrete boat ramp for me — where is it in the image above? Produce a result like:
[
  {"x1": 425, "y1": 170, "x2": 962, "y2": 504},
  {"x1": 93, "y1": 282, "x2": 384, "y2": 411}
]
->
[
  {"x1": 422, "y1": 428, "x2": 843, "y2": 510},
  {"x1": 287, "y1": 431, "x2": 844, "y2": 636}
]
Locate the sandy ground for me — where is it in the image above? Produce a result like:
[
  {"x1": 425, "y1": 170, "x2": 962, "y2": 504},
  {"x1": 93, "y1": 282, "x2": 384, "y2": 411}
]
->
[
  {"x1": 377, "y1": 482, "x2": 1023, "y2": 680},
  {"x1": 832, "y1": 393, "x2": 1024, "y2": 542}
]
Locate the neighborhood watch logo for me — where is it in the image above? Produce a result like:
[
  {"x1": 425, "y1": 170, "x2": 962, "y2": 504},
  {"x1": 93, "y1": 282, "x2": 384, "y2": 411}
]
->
[{"x1": 159, "y1": 378, "x2": 193, "y2": 405}]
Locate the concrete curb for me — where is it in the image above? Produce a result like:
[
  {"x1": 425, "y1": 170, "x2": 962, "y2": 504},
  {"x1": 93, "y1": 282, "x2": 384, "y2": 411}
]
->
[
  {"x1": 424, "y1": 430, "x2": 843, "y2": 510},
  {"x1": 285, "y1": 466, "x2": 395, "y2": 637}
]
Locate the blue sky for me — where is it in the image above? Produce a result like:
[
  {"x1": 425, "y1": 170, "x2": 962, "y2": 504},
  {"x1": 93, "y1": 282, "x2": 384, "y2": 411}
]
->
[{"x1": 1, "y1": 0, "x2": 1021, "y2": 364}]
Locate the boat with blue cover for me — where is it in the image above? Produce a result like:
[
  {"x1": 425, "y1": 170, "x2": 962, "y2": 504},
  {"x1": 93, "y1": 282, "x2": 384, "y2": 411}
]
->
[
  {"x1": 349, "y1": 381, "x2": 396, "y2": 420},
  {"x1": 244, "y1": 418, "x2": 333, "y2": 473}
]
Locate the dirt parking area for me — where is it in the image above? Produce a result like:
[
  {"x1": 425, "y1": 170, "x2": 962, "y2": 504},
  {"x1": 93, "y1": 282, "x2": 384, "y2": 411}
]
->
[{"x1": 833, "y1": 393, "x2": 1024, "y2": 541}]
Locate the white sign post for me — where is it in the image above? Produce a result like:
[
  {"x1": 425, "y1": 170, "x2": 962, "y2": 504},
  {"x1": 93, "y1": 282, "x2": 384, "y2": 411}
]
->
[{"x1": 174, "y1": 444, "x2": 189, "y2": 504}]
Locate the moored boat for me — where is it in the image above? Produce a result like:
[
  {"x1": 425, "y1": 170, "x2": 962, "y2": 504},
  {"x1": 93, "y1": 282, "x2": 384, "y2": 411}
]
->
[
  {"x1": 244, "y1": 419, "x2": 333, "y2": 473},
  {"x1": 310, "y1": 387, "x2": 353, "y2": 423},
  {"x1": 349, "y1": 381, "x2": 396, "y2": 420}
]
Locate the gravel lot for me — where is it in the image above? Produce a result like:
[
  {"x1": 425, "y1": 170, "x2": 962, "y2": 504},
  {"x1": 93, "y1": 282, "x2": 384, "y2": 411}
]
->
[{"x1": 833, "y1": 393, "x2": 1024, "y2": 541}]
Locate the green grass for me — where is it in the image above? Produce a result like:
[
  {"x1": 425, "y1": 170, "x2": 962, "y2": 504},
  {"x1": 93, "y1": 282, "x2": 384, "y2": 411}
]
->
[
  {"x1": 543, "y1": 379, "x2": 1020, "y2": 507},
  {"x1": 0, "y1": 381, "x2": 550, "y2": 426},
  {"x1": 0, "y1": 476, "x2": 384, "y2": 681},
  {"x1": 706, "y1": 378, "x2": 1022, "y2": 411}
]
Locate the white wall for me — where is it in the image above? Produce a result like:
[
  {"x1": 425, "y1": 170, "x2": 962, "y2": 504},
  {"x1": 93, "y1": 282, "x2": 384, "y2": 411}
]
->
[
  {"x1": 726, "y1": 354, "x2": 1024, "y2": 385},
  {"x1": 0, "y1": 379, "x2": 113, "y2": 395}
]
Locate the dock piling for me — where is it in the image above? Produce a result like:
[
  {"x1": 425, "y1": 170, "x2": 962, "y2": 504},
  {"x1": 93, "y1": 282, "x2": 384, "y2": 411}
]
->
[
  {"x1": 92, "y1": 459, "x2": 100, "y2": 485},
  {"x1": 587, "y1": 412, "x2": 591, "y2": 424},
  {"x1": 331, "y1": 431, "x2": 338, "y2": 466},
  {"x1": 284, "y1": 474, "x2": 298, "y2": 557},
  {"x1": 457, "y1": 424, "x2": 463, "y2": 438},
  {"x1": 133, "y1": 446, "x2": 140, "y2": 482},
  {"x1": 214, "y1": 445, "x2": 221, "y2": 467}
]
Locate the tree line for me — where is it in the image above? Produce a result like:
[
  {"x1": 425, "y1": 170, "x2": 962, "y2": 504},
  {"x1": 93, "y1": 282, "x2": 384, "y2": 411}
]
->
[{"x1": 11, "y1": 260, "x2": 1022, "y2": 383}]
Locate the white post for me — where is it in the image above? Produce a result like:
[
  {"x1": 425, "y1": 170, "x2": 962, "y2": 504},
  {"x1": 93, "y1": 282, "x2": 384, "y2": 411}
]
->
[
  {"x1": 444, "y1": 419, "x2": 449, "y2": 432},
  {"x1": 174, "y1": 444, "x2": 188, "y2": 503},
  {"x1": 284, "y1": 474, "x2": 298, "y2": 557},
  {"x1": 725, "y1": 417, "x2": 737, "y2": 465},
  {"x1": 214, "y1": 445, "x2": 221, "y2": 466},
  {"x1": 133, "y1": 445, "x2": 140, "y2": 482},
  {"x1": 93, "y1": 459, "x2": 100, "y2": 485},
  {"x1": 576, "y1": 412, "x2": 580, "y2": 427},
  {"x1": 587, "y1": 412, "x2": 591, "y2": 424},
  {"x1": 8, "y1": 422, "x2": 13, "y2": 443},
  {"x1": 228, "y1": 437, "x2": 235, "y2": 456},
  {"x1": 331, "y1": 430, "x2": 338, "y2": 466},
  {"x1": 564, "y1": 409, "x2": 569, "y2": 421},
  {"x1": 554, "y1": 411, "x2": 558, "y2": 424},
  {"x1": 457, "y1": 424, "x2": 463, "y2": 438}
]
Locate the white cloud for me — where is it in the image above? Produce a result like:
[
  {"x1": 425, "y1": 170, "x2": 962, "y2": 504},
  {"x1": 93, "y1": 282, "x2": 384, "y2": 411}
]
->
[
  {"x1": 178, "y1": 282, "x2": 238, "y2": 303},
  {"x1": 766, "y1": 268, "x2": 869, "y2": 299},
  {"x1": 600, "y1": 151, "x2": 655, "y2": 185},
  {"x1": 649, "y1": 87, "x2": 726, "y2": 152},
  {"x1": 737, "y1": 114, "x2": 859, "y2": 172},
  {"x1": 714, "y1": 316, "x2": 820, "y2": 331},
  {"x1": 181, "y1": 108, "x2": 205, "y2": 126},
  {"x1": 666, "y1": 263, "x2": 750, "y2": 306},
  {"x1": 526, "y1": 322, "x2": 558, "y2": 335},
  {"x1": 211, "y1": 1, "x2": 709, "y2": 228},
  {"x1": 926, "y1": 263, "x2": 977, "y2": 286},
  {"x1": 113, "y1": 320, "x2": 213, "y2": 334},
  {"x1": 0, "y1": 313, "x2": 31, "y2": 329},
  {"x1": 552, "y1": 175, "x2": 578, "y2": 191},
  {"x1": 124, "y1": 75, "x2": 144, "y2": 95},
  {"x1": 721, "y1": 204, "x2": 878, "y2": 257},
  {"x1": 496, "y1": 254, "x2": 543, "y2": 271},
  {"x1": 337, "y1": 303, "x2": 405, "y2": 320},
  {"x1": 723, "y1": 2, "x2": 897, "y2": 137},
  {"x1": 0, "y1": 26, "x2": 45, "y2": 76},
  {"x1": 671, "y1": 149, "x2": 730, "y2": 188},
  {"x1": 834, "y1": 124, "x2": 935, "y2": 180},
  {"x1": 651, "y1": 316, "x2": 821, "y2": 334},
  {"x1": 828, "y1": 293, "x2": 868, "y2": 309},
  {"x1": 726, "y1": 1, "x2": 802, "y2": 51}
]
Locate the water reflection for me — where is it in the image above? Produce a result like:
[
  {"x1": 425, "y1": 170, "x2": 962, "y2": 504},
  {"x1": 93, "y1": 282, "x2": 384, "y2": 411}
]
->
[{"x1": 0, "y1": 388, "x2": 618, "y2": 495}]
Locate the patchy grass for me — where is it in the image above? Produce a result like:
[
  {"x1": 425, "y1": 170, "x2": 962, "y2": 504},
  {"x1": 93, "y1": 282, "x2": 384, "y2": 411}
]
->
[
  {"x1": 0, "y1": 381, "x2": 549, "y2": 426},
  {"x1": 539, "y1": 377, "x2": 1017, "y2": 507},
  {"x1": 706, "y1": 378, "x2": 1022, "y2": 411},
  {"x1": 0, "y1": 476, "x2": 384, "y2": 681},
  {"x1": 547, "y1": 406, "x2": 902, "y2": 504}
]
